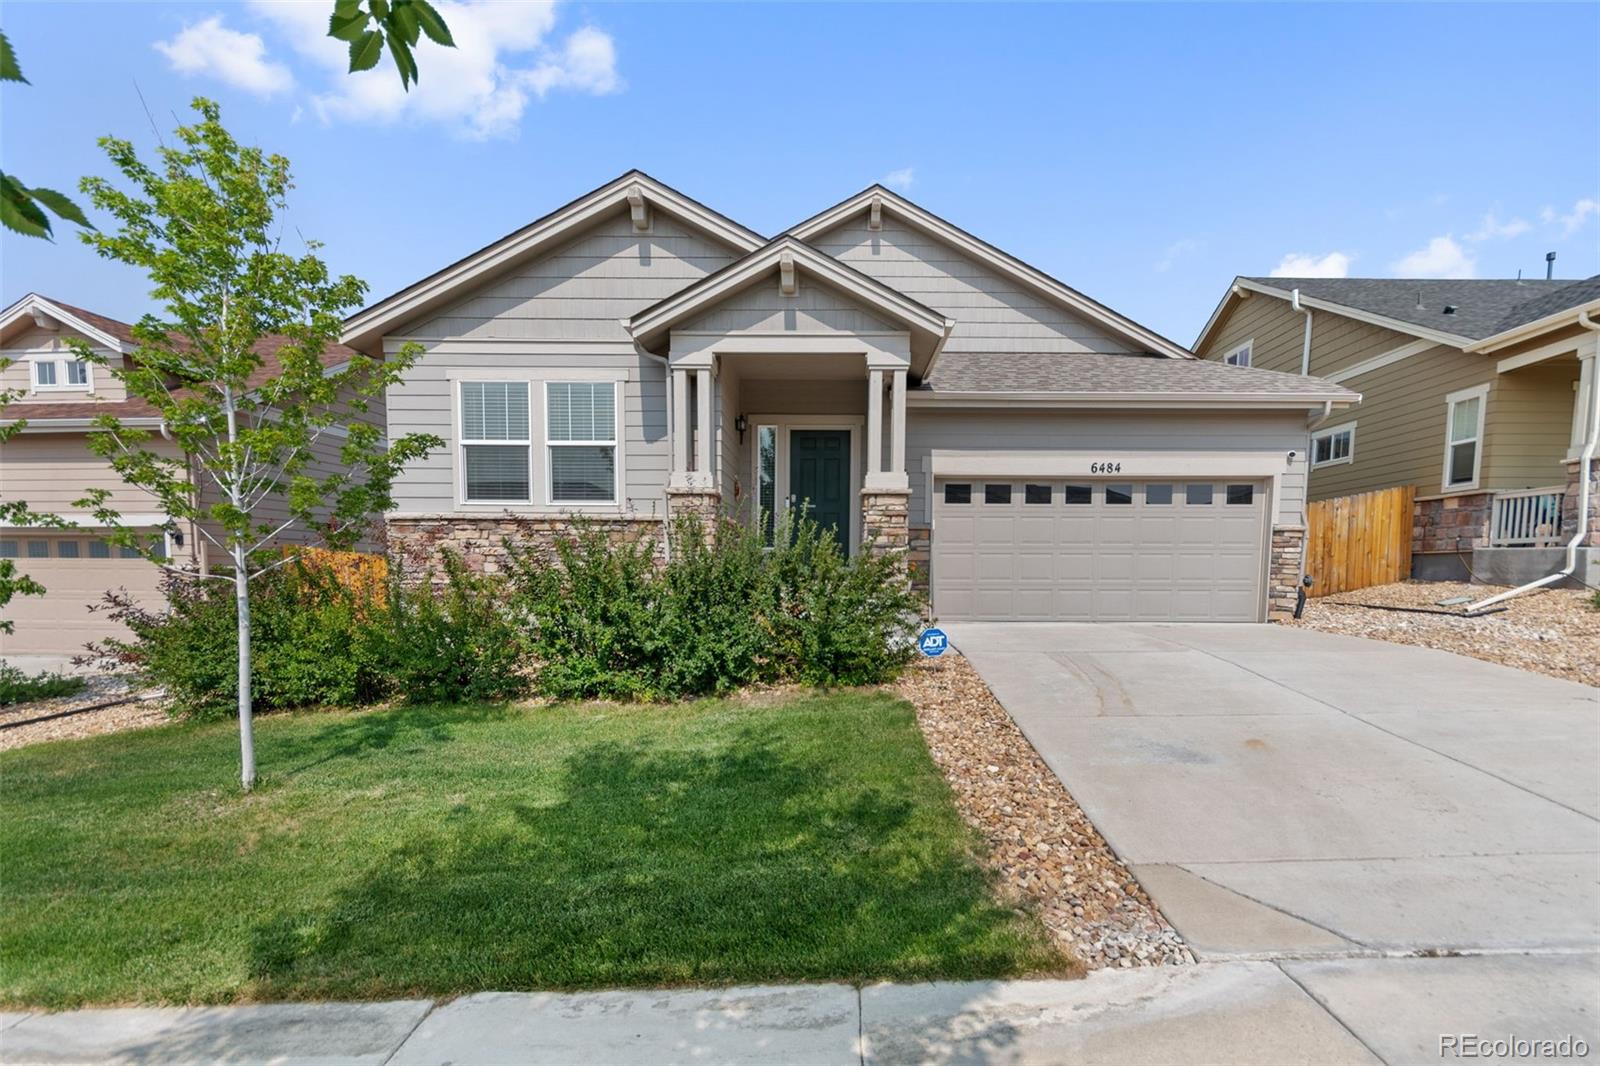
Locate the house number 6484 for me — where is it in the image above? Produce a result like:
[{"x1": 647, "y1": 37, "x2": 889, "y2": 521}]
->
[{"x1": 1089, "y1": 461, "x2": 1122, "y2": 474}]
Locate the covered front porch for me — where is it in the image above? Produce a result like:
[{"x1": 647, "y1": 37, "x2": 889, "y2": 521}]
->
[{"x1": 627, "y1": 236, "x2": 952, "y2": 557}]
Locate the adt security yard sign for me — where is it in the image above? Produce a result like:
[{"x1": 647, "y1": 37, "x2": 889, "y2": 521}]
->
[{"x1": 918, "y1": 628, "x2": 949, "y2": 657}]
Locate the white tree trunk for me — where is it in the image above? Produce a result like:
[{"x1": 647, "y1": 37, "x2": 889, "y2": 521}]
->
[{"x1": 233, "y1": 543, "x2": 256, "y2": 790}]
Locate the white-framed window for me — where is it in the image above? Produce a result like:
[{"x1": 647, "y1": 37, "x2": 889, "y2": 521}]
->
[
  {"x1": 545, "y1": 381, "x2": 618, "y2": 504},
  {"x1": 1442, "y1": 383, "x2": 1488, "y2": 491},
  {"x1": 30, "y1": 357, "x2": 92, "y2": 391},
  {"x1": 1311, "y1": 423, "x2": 1356, "y2": 468},
  {"x1": 459, "y1": 381, "x2": 532, "y2": 504},
  {"x1": 1223, "y1": 341, "x2": 1252, "y2": 367}
]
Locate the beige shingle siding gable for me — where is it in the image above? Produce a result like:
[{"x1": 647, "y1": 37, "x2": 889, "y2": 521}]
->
[
  {"x1": 808, "y1": 215, "x2": 1140, "y2": 356},
  {"x1": 1199, "y1": 291, "x2": 1417, "y2": 378},
  {"x1": 398, "y1": 211, "x2": 739, "y2": 342}
]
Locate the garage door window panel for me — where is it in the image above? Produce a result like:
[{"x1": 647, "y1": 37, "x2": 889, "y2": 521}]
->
[
  {"x1": 1106, "y1": 484, "x2": 1133, "y2": 505},
  {"x1": 1064, "y1": 484, "x2": 1092, "y2": 504},
  {"x1": 1025, "y1": 484, "x2": 1051, "y2": 504},
  {"x1": 984, "y1": 484, "x2": 1013, "y2": 505},
  {"x1": 943, "y1": 483, "x2": 972, "y2": 504},
  {"x1": 88, "y1": 540, "x2": 112, "y2": 559},
  {"x1": 1185, "y1": 483, "x2": 1214, "y2": 505},
  {"x1": 1145, "y1": 483, "x2": 1173, "y2": 505},
  {"x1": 1226, "y1": 484, "x2": 1254, "y2": 505}
]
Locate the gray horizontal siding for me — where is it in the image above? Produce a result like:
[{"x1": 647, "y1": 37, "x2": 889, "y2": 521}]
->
[
  {"x1": 810, "y1": 216, "x2": 1140, "y2": 355},
  {"x1": 906, "y1": 409, "x2": 1308, "y2": 527},
  {"x1": 678, "y1": 276, "x2": 900, "y2": 335},
  {"x1": 387, "y1": 349, "x2": 669, "y2": 518},
  {"x1": 402, "y1": 211, "x2": 738, "y2": 342}
]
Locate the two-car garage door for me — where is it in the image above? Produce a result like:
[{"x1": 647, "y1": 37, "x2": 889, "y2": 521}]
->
[{"x1": 932, "y1": 478, "x2": 1268, "y2": 622}]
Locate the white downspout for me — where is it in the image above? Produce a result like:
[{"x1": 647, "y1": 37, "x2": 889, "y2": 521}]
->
[
  {"x1": 1291, "y1": 288, "x2": 1313, "y2": 375},
  {"x1": 1466, "y1": 309, "x2": 1600, "y2": 611}
]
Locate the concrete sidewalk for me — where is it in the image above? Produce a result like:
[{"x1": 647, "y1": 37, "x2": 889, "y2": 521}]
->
[{"x1": 4, "y1": 955, "x2": 1597, "y2": 1065}]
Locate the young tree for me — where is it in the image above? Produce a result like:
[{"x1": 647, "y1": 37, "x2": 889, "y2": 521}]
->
[{"x1": 71, "y1": 98, "x2": 440, "y2": 789}]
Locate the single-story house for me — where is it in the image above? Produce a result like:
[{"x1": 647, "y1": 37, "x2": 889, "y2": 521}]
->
[
  {"x1": 1193, "y1": 275, "x2": 1600, "y2": 585},
  {"x1": 342, "y1": 172, "x2": 1356, "y2": 622},
  {"x1": 0, "y1": 294, "x2": 378, "y2": 657}
]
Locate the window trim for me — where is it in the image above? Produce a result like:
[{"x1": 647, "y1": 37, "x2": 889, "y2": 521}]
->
[
  {"x1": 1223, "y1": 340, "x2": 1252, "y2": 367},
  {"x1": 544, "y1": 380, "x2": 623, "y2": 507},
  {"x1": 456, "y1": 379, "x2": 534, "y2": 506},
  {"x1": 1441, "y1": 383, "x2": 1489, "y2": 492},
  {"x1": 27, "y1": 354, "x2": 93, "y2": 393},
  {"x1": 1310, "y1": 422, "x2": 1357, "y2": 469}
]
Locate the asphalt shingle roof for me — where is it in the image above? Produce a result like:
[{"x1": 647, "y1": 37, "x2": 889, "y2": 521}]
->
[
  {"x1": 924, "y1": 352, "x2": 1355, "y2": 399},
  {"x1": 1243, "y1": 276, "x2": 1597, "y2": 341}
]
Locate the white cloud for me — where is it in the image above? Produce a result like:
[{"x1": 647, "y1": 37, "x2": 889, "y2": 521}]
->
[
  {"x1": 243, "y1": 0, "x2": 619, "y2": 139},
  {"x1": 1466, "y1": 212, "x2": 1530, "y2": 242},
  {"x1": 1269, "y1": 251, "x2": 1352, "y2": 279},
  {"x1": 1556, "y1": 197, "x2": 1599, "y2": 237},
  {"x1": 1154, "y1": 238, "x2": 1201, "y2": 273},
  {"x1": 1390, "y1": 235, "x2": 1476, "y2": 279},
  {"x1": 882, "y1": 167, "x2": 915, "y2": 191},
  {"x1": 154, "y1": 15, "x2": 294, "y2": 96}
]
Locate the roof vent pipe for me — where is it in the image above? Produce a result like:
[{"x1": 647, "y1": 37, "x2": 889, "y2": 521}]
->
[
  {"x1": 1546, "y1": 251, "x2": 1557, "y2": 280},
  {"x1": 1467, "y1": 307, "x2": 1600, "y2": 611},
  {"x1": 1290, "y1": 288, "x2": 1313, "y2": 376}
]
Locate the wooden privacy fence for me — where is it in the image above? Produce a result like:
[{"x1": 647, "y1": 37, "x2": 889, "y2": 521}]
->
[{"x1": 1304, "y1": 486, "x2": 1414, "y2": 597}]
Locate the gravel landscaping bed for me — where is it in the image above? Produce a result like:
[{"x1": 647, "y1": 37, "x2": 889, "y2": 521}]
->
[
  {"x1": 897, "y1": 654, "x2": 1192, "y2": 970},
  {"x1": 0, "y1": 675, "x2": 167, "y2": 752},
  {"x1": 1283, "y1": 581, "x2": 1599, "y2": 687}
]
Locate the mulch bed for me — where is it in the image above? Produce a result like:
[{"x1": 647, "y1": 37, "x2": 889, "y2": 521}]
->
[
  {"x1": 897, "y1": 653, "x2": 1192, "y2": 970},
  {"x1": 0, "y1": 675, "x2": 167, "y2": 753},
  {"x1": 1283, "y1": 581, "x2": 1599, "y2": 687}
]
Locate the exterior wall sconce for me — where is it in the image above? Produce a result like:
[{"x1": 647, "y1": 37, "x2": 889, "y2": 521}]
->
[{"x1": 734, "y1": 413, "x2": 748, "y2": 443}]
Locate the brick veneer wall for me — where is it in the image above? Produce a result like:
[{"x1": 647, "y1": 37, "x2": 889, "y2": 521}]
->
[
  {"x1": 1562, "y1": 460, "x2": 1599, "y2": 547},
  {"x1": 1268, "y1": 525, "x2": 1305, "y2": 619},
  {"x1": 386, "y1": 515, "x2": 664, "y2": 577},
  {"x1": 1412, "y1": 492, "x2": 1494, "y2": 554}
]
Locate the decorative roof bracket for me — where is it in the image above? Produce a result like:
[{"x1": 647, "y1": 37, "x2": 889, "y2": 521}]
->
[
  {"x1": 626, "y1": 185, "x2": 650, "y2": 232},
  {"x1": 868, "y1": 195, "x2": 883, "y2": 231},
  {"x1": 779, "y1": 252, "x2": 798, "y2": 296}
]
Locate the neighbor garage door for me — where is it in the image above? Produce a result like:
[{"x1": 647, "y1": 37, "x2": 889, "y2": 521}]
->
[
  {"x1": 0, "y1": 532, "x2": 165, "y2": 657},
  {"x1": 932, "y1": 478, "x2": 1267, "y2": 622}
]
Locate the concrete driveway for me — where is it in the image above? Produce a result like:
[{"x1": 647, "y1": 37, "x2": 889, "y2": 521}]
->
[{"x1": 949, "y1": 622, "x2": 1600, "y2": 960}]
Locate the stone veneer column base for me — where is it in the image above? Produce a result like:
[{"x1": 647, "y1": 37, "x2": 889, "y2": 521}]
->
[
  {"x1": 906, "y1": 524, "x2": 932, "y2": 596},
  {"x1": 861, "y1": 489, "x2": 911, "y2": 558},
  {"x1": 665, "y1": 489, "x2": 722, "y2": 548},
  {"x1": 1562, "y1": 459, "x2": 1599, "y2": 547},
  {"x1": 386, "y1": 515, "x2": 664, "y2": 578},
  {"x1": 1268, "y1": 525, "x2": 1305, "y2": 620}
]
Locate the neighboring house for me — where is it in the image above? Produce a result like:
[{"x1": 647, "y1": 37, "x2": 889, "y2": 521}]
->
[
  {"x1": 342, "y1": 171, "x2": 1355, "y2": 623},
  {"x1": 0, "y1": 294, "x2": 377, "y2": 657},
  {"x1": 1194, "y1": 276, "x2": 1600, "y2": 585}
]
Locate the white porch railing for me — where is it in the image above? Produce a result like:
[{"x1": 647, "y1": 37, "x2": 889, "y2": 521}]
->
[{"x1": 1489, "y1": 487, "x2": 1566, "y2": 547}]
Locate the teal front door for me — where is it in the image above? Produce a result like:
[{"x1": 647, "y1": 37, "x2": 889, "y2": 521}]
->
[{"x1": 789, "y1": 430, "x2": 851, "y2": 552}]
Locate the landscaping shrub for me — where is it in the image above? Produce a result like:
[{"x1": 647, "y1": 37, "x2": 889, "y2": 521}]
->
[
  {"x1": 367, "y1": 551, "x2": 530, "y2": 705},
  {"x1": 0, "y1": 664, "x2": 86, "y2": 707},
  {"x1": 511, "y1": 513, "x2": 924, "y2": 700}
]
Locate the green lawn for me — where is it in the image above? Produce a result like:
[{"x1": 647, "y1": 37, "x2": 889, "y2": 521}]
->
[{"x1": 0, "y1": 690, "x2": 1068, "y2": 1007}]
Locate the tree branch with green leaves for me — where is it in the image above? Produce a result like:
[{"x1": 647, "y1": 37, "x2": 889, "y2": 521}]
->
[
  {"x1": 0, "y1": 30, "x2": 93, "y2": 240},
  {"x1": 70, "y1": 98, "x2": 442, "y2": 788},
  {"x1": 327, "y1": 0, "x2": 455, "y2": 89}
]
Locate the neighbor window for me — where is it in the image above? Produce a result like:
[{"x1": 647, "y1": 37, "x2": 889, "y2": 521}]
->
[
  {"x1": 984, "y1": 484, "x2": 1012, "y2": 505},
  {"x1": 56, "y1": 540, "x2": 80, "y2": 558},
  {"x1": 1226, "y1": 484, "x2": 1255, "y2": 505},
  {"x1": 1224, "y1": 342, "x2": 1252, "y2": 367},
  {"x1": 88, "y1": 539, "x2": 111, "y2": 559},
  {"x1": 33, "y1": 361, "x2": 56, "y2": 386},
  {"x1": 547, "y1": 382, "x2": 618, "y2": 503},
  {"x1": 30, "y1": 358, "x2": 90, "y2": 390},
  {"x1": 119, "y1": 543, "x2": 142, "y2": 559},
  {"x1": 460, "y1": 381, "x2": 532, "y2": 503},
  {"x1": 66, "y1": 360, "x2": 89, "y2": 386},
  {"x1": 1444, "y1": 386, "x2": 1486, "y2": 489},
  {"x1": 1185, "y1": 483, "x2": 1214, "y2": 505},
  {"x1": 1106, "y1": 484, "x2": 1133, "y2": 505},
  {"x1": 1312, "y1": 424, "x2": 1356, "y2": 468},
  {"x1": 943, "y1": 483, "x2": 972, "y2": 504},
  {"x1": 1063, "y1": 484, "x2": 1092, "y2": 504},
  {"x1": 26, "y1": 540, "x2": 48, "y2": 558},
  {"x1": 0, "y1": 540, "x2": 16, "y2": 558},
  {"x1": 1145, "y1": 483, "x2": 1173, "y2": 505},
  {"x1": 1024, "y1": 484, "x2": 1051, "y2": 504}
]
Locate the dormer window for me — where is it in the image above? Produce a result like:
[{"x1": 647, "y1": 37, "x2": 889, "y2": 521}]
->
[{"x1": 31, "y1": 357, "x2": 92, "y2": 392}]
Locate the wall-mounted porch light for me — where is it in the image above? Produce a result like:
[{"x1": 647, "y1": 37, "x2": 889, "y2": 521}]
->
[{"x1": 734, "y1": 413, "x2": 749, "y2": 444}]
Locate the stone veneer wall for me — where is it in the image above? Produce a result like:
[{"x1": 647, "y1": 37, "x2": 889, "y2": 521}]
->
[
  {"x1": 665, "y1": 490, "x2": 722, "y2": 545},
  {"x1": 1268, "y1": 525, "x2": 1305, "y2": 619},
  {"x1": 1562, "y1": 459, "x2": 1599, "y2": 547},
  {"x1": 907, "y1": 524, "x2": 932, "y2": 596},
  {"x1": 1412, "y1": 492, "x2": 1494, "y2": 555},
  {"x1": 386, "y1": 515, "x2": 664, "y2": 577}
]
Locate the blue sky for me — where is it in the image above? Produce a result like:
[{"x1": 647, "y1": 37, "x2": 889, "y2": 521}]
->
[{"x1": 2, "y1": 1, "x2": 1597, "y2": 346}]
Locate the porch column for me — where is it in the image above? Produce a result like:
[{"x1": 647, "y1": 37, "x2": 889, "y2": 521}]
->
[
  {"x1": 671, "y1": 368, "x2": 692, "y2": 482},
  {"x1": 695, "y1": 367, "x2": 714, "y2": 487},
  {"x1": 1573, "y1": 343, "x2": 1597, "y2": 455},
  {"x1": 866, "y1": 368, "x2": 884, "y2": 477},
  {"x1": 890, "y1": 368, "x2": 907, "y2": 475}
]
